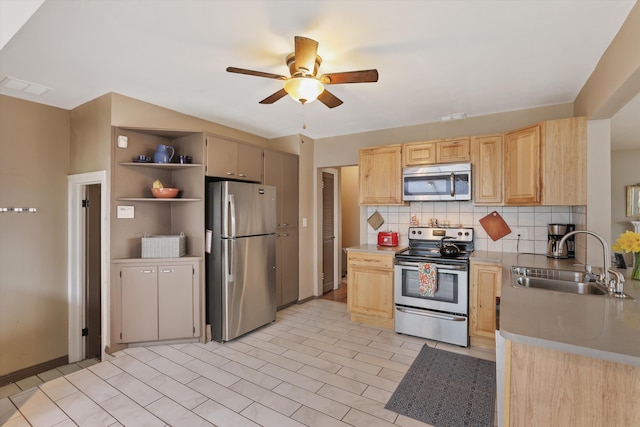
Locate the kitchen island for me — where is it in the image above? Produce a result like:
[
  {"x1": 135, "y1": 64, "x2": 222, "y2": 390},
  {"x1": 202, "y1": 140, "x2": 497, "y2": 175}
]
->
[{"x1": 472, "y1": 251, "x2": 640, "y2": 426}]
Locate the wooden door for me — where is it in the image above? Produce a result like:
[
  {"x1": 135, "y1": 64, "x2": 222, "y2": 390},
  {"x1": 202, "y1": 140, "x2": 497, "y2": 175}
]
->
[
  {"x1": 437, "y1": 138, "x2": 470, "y2": 163},
  {"x1": 403, "y1": 141, "x2": 437, "y2": 166},
  {"x1": 281, "y1": 230, "x2": 299, "y2": 306},
  {"x1": 281, "y1": 154, "x2": 299, "y2": 228},
  {"x1": 84, "y1": 184, "x2": 102, "y2": 359},
  {"x1": 121, "y1": 266, "x2": 158, "y2": 342},
  {"x1": 471, "y1": 135, "x2": 503, "y2": 204},
  {"x1": 359, "y1": 144, "x2": 404, "y2": 205},
  {"x1": 322, "y1": 172, "x2": 335, "y2": 293},
  {"x1": 504, "y1": 125, "x2": 541, "y2": 205},
  {"x1": 158, "y1": 264, "x2": 194, "y2": 340},
  {"x1": 237, "y1": 143, "x2": 263, "y2": 182},
  {"x1": 206, "y1": 136, "x2": 237, "y2": 178},
  {"x1": 470, "y1": 262, "x2": 502, "y2": 340}
]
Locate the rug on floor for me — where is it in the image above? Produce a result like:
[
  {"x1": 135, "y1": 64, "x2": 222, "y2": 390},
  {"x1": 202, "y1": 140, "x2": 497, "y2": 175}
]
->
[{"x1": 385, "y1": 344, "x2": 496, "y2": 427}]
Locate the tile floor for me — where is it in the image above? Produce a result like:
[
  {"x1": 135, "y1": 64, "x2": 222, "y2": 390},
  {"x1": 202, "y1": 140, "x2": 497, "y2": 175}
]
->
[{"x1": 0, "y1": 299, "x2": 496, "y2": 427}]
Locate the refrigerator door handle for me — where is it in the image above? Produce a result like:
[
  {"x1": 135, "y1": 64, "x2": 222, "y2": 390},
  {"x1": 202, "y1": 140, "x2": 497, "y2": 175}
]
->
[
  {"x1": 226, "y1": 239, "x2": 234, "y2": 283},
  {"x1": 229, "y1": 194, "x2": 236, "y2": 238}
]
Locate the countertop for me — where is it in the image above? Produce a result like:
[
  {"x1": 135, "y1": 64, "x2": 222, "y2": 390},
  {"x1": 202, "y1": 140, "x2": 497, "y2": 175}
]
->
[
  {"x1": 471, "y1": 251, "x2": 640, "y2": 366},
  {"x1": 345, "y1": 244, "x2": 408, "y2": 254}
]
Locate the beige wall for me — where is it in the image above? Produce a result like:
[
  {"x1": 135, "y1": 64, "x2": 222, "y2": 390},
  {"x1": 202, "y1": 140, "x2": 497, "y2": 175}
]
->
[
  {"x1": 69, "y1": 93, "x2": 112, "y2": 174},
  {"x1": 314, "y1": 103, "x2": 573, "y2": 168},
  {"x1": 0, "y1": 95, "x2": 70, "y2": 377},
  {"x1": 574, "y1": 1, "x2": 640, "y2": 120}
]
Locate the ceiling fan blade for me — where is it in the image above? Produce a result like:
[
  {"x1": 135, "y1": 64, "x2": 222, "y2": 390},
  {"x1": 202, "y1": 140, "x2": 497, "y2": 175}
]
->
[
  {"x1": 226, "y1": 67, "x2": 287, "y2": 80},
  {"x1": 259, "y1": 88, "x2": 288, "y2": 104},
  {"x1": 320, "y1": 69, "x2": 379, "y2": 84},
  {"x1": 317, "y1": 89, "x2": 343, "y2": 108},
  {"x1": 294, "y1": 36, "x2": 319, "y2": 74}
]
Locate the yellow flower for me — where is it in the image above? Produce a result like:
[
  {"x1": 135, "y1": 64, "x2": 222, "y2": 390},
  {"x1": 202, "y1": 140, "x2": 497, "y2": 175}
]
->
[{"x1": 612, "y1": 231, "x2": 640, "y2": 253}]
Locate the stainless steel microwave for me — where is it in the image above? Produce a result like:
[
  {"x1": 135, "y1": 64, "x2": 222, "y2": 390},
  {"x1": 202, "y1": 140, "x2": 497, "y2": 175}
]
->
[{"x1": 402, "y1": 163, "x2": 472, "y2": 201}]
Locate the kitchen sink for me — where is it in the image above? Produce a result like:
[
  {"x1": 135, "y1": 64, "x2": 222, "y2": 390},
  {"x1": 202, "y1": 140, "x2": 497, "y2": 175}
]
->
[
  {"x1": 511, "y1": 266, "x2": 587, "y2": 282},
  {"x1": 511, "y1": 266, "x2": 635, "y2": 299},
  {"x1": 513, "y1": 276, "x2": 607, "y2": 295}
]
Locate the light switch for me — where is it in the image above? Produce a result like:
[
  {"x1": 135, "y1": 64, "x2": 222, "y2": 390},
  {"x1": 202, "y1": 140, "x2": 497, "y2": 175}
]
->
[
  {"x1": 117, "y1": 135, "x2": 128, "y2": 148},
  {"x1": 302, "y1": 217, "x2": 307, "y2": 227},
  {"x1": 117, "y1": 205, "x2": 134, "y2": 218}
]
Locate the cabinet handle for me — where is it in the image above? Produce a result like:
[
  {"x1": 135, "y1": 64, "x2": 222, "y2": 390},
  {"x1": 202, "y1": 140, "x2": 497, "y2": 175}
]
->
[
  {"x1": 282, "y1": 233, "x2": 289, "y2": 237},
  {"x1": 160, "y1": 269, "x2": 174, "y2": 273},
  {"x1": 238, "y1": 173, "x2": 246, "y2": 177},
  {"x1": 226, "y1": 172, "x2": 235, "y2": 176},
  {"x1": 282, "y1": 223, "x2": 289, "y2": 227},
  {"x1": 141, "y1": 269, "x2": 154, "y2": 274}
]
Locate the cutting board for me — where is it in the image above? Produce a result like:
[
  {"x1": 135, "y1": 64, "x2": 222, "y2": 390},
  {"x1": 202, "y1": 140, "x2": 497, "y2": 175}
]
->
[{"x1": 479, "y1": 211, "x2": 512, "y2": 241}]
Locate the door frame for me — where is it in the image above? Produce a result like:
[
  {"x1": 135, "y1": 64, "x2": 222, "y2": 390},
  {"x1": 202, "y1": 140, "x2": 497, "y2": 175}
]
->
[
  {"x1": 68, "y1": 171, "x2": 110, "y2": 363},
  {"x1": 319, "y1": 168, "x2": 340, "y2": 293}
]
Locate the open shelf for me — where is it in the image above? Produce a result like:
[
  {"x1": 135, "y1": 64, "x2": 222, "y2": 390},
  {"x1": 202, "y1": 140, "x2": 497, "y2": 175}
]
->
[
  {"x1": 119, "y1": 162, "x2": 202, "y2": 170},
  {"x1": 117, "y1": 197, "x2": 201, "y2": 202}
]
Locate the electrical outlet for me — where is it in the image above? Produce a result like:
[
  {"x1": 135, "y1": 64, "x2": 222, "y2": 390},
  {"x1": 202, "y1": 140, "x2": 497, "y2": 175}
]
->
[{"x1": 513, "y1": 228, "x2": 529, "y2": 240}]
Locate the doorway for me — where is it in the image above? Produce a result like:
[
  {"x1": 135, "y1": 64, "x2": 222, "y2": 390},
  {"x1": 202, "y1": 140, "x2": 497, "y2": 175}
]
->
[
  {"x1": 68, "y1": 171, "x2": 109, "y2": 363},
  {"x1": 322, "y1": 171, "x2": 335, "y2": 293},
  {"x1": 84, "y1": 184, "x2": 102, "y2": 359}
]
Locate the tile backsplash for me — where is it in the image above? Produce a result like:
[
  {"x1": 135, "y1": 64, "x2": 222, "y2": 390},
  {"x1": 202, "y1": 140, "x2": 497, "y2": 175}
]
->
[{"x1": 367, "y1": 202, "x2": 586, "y2": 255}]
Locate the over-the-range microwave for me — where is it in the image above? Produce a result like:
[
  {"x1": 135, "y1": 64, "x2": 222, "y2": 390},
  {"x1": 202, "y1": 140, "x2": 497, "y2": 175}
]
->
[{"x1": 402, "y1": 163, "x2": 472, "y2": 201}]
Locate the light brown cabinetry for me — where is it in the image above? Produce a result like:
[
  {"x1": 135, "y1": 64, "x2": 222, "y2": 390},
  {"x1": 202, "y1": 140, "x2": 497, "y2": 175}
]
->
[
  {"x1": 541, "y1": 117, "x2": 587, "y2": 205},
  {"x1": 359, "y1": 144, "x2": 405, "y2": 205},
  {"x1": 504, "y1": 117, "x2": 586, "y2": 206},
  {"x1": 264, "y1": 150, "x2": 299, "y2": 309},
  {"x1": 206, "y1": 136, "x2": 263, "y2": 182},
  {"x1": 403, "y1": 138, "x2": 470, "y2": 166},
  {"x1": 504, "y1": 125, "x2": 541, "y2": 205},
  {"x1": 347, "y1": 251, "x2": 394, "y2": 328},
  {"x1": 471, "y1": 134, "x2": 503, "y2": 204},
  {"x1": 469, "y1": 261, "x2": 502, "y2": 348},
  {"x1": 504, "y1": 341, "x2": 640, "y2": 426},
  {"x1": 264, "y1": 150, "x2": 299, "y2": 228},
  {"x1": 276, "y1": 230, "x2": 299, "y2": 308},
  {"x1": 112, "y1": 259, "x2": 201, "y2": 344}
]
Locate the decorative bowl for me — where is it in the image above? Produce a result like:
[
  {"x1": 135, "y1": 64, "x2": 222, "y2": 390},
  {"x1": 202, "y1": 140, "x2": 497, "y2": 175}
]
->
[{"x1": 151, "y1": 187, "x2": 179, "y2": 198}]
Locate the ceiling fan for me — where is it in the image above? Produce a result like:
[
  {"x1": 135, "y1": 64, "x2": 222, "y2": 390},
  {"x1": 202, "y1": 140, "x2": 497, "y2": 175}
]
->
[{"x1": 226, "y1": 36, "x2": 378, "y2": 108}]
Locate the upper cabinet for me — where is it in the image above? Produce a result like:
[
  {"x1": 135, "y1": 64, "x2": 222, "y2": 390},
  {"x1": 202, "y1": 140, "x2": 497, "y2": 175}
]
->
[
  {"x1": 403, "y1": 137, "x2": 470, "y2": 166},
  {"x1": 264, "y1": 150, "x2": 299, "y2": 228},
  {"x1": 206, "y1": 136, "x2": 263, "y2": 182},
  {"x1": 471, "y1": 134, "x2": 503, "y2": 204},
  {"x1": 504, "y1": 125, "x2": 542, "y2": 205},
  {"x1": 504, "y1": 117, "x2": 586, "y2": 206},
  {"x1": 359, "y1": 144, "x2": 406, "y2": 205},
  {"x1": 541, "y1": 117, "x2": 586, "y2": 205}
]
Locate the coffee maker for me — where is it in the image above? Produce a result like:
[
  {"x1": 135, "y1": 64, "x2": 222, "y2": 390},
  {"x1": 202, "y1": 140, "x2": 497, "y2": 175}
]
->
[{"x1": 547, "y1": 224, "x2": 575, "y2": 258}]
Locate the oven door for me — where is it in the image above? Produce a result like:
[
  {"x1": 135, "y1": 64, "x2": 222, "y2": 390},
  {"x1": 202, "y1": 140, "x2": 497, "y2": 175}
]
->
[{"x1": 394, "y1": 260, "x2": 468, "y2": 315}]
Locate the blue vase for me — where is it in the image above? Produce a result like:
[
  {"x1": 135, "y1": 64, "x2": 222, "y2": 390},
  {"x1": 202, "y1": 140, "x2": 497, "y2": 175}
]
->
[{"x1": 153, "y1": 144, "x2": 175, "y2": 163}]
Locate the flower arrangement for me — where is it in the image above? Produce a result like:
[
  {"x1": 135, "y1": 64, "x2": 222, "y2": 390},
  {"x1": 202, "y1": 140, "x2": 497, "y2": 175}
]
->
[{"x1": 612, "y1": 231, "x2": 640, "y2": 280}]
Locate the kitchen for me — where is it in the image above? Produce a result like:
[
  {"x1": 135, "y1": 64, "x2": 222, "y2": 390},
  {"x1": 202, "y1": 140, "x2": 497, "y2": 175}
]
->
[{"x1": 2, "y1": 1, "x2": 640, "y2": 426}]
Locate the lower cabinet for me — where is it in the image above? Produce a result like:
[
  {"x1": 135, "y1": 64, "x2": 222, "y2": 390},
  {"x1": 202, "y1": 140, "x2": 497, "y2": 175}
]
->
[
  {"x1": 112, "y1": 259, "x2": 201, "y2": 344},
  {"x1": 469, "y1": 261, "x2": 502, "y2": 348},
  {"x1": 276, "y1": 229, "x2": 299, "y2": 309},
  {"x1": 347, "y1": 251, "x2": 394, "y2": 328}
]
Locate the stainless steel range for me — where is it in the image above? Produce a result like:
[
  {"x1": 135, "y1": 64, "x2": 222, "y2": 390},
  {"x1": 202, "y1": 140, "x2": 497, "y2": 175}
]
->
[{"x1": 394, "y1": 226, "x2": 474, "y2": 347}]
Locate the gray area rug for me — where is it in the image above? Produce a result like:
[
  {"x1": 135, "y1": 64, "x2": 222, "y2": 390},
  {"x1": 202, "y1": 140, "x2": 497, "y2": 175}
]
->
[{"x1": 385, "y1": 344, "x2": 496, "y2": 427}]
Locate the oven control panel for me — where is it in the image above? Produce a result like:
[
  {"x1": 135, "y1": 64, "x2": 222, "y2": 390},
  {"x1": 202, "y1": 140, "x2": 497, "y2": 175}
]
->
[{"x1": 408, "y1": 227, "x2": 474, "y2": 242}]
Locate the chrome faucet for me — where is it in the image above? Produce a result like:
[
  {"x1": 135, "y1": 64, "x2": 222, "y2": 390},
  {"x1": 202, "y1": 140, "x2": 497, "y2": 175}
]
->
[{"x1": 559, "y1": 230, "x2": 623, "y2": 295}]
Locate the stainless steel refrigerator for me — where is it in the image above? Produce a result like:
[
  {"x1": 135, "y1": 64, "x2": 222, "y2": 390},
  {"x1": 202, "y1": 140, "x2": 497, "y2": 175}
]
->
[{"x1": 205, "y1": 180, "x2": 277, "y2": 342}]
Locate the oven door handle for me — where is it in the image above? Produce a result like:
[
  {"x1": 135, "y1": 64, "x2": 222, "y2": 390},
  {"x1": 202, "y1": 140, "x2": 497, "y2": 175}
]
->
[
  {"x1": 450, "y1": 172, "x2": 455, "y2": 197},
  {"x1": 396, "y1": 306, "x2": 466, "y2": 321},
  {"x1": 395, "y1": 260, "x2": 467, "y2": 270}
]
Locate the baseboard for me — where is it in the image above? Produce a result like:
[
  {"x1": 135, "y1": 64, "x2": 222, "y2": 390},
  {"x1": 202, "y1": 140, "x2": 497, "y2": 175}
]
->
[{"x1": 0, "y1": 355, "x2": 68, "y2": 387}]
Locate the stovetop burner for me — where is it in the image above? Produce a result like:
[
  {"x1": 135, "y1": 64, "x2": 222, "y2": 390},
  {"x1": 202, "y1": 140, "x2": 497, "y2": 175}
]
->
[{"x1": 395, "y1": 226, "x2": 474, "y2": 262}]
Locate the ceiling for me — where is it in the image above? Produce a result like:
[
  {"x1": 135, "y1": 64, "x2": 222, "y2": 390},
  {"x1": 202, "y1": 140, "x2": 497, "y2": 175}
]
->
[{"x1": 0, "y1": 0, "x2": 637, "y2": 143}]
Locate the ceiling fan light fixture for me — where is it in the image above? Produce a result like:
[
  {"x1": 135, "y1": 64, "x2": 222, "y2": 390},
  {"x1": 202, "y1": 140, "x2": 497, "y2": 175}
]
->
[{"x1": 284, "y1": 76, "x2": 324, "y2": 104}]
